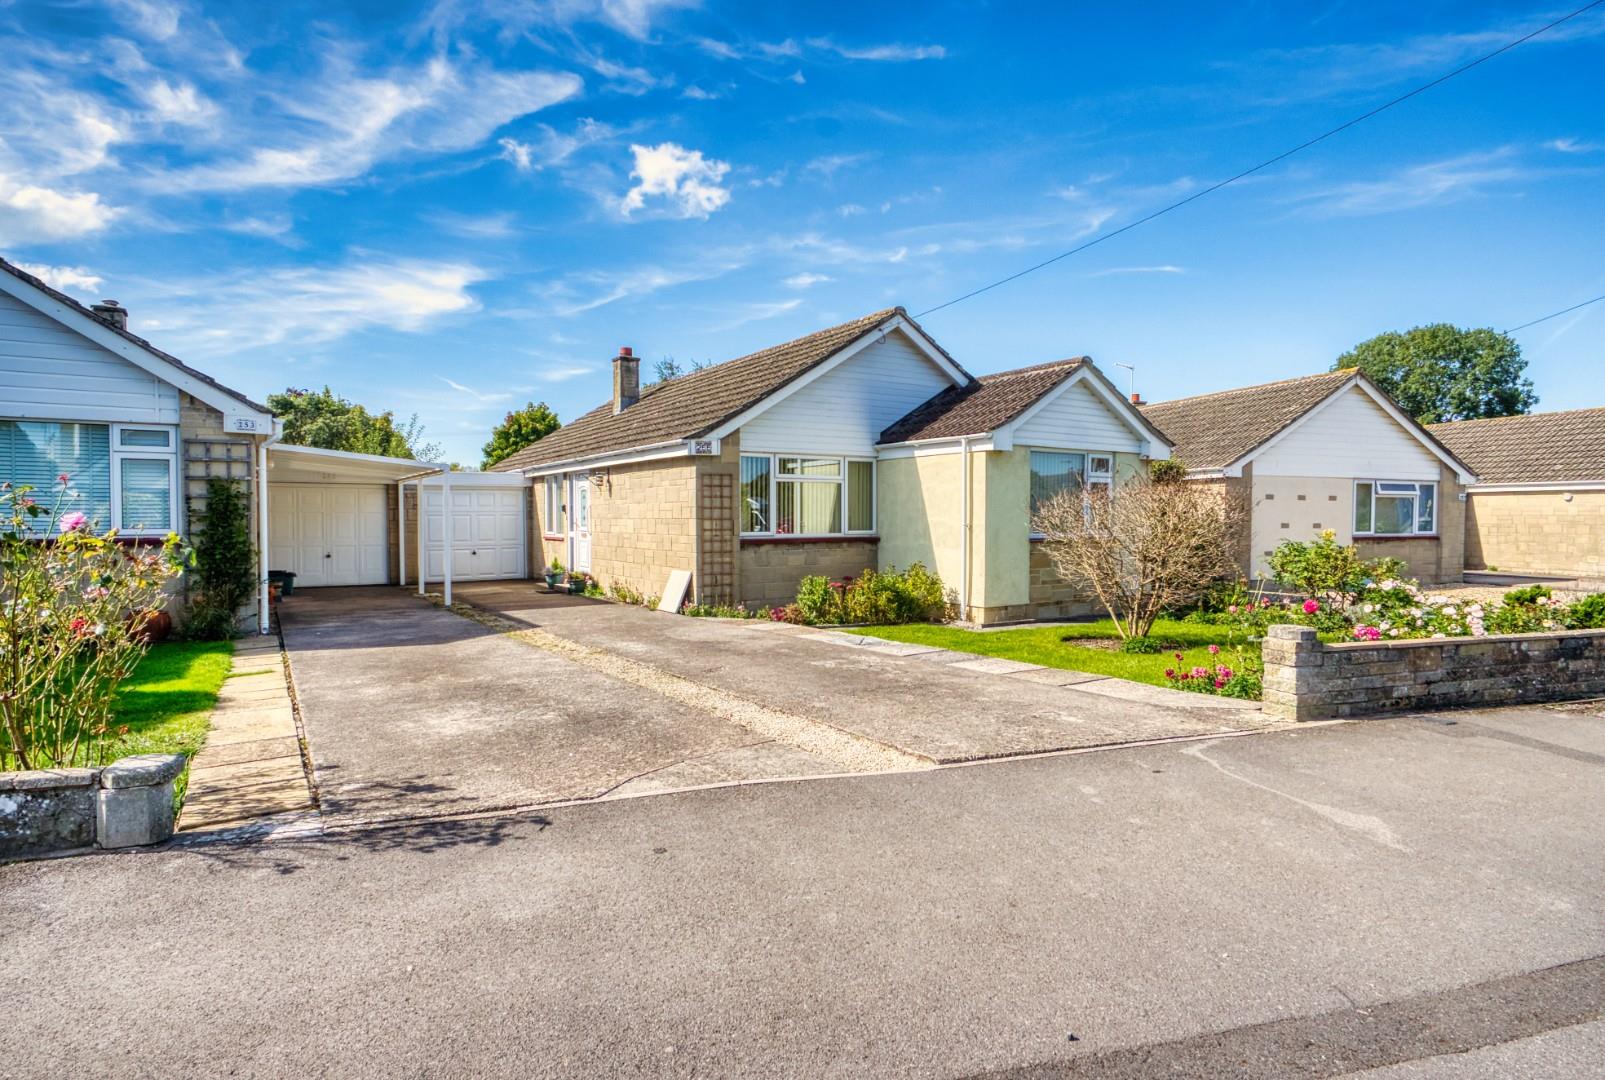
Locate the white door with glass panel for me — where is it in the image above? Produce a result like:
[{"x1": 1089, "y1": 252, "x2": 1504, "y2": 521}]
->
[
  {"x1": 569, "y1": 473, "x2": 591, "y2": 573},
  {"x1": 268, "y1": 484, "x2": 389, "y2": 587}
]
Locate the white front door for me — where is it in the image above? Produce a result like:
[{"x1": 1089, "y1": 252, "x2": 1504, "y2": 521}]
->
[
  {"x1": 422, "y1": 486, "x2": 528, "y2": 581},
  {"x1": 268, "y1": 484, "x2": 389, "y2": 587},
  {"x1": 569, "y1": 473, "x2": 591, "y2": 573}
]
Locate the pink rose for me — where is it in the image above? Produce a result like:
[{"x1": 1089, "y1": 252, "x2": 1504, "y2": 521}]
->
[
  {"x1": 60, "y1": 511, "x2": 89, "y2": 531},
  {"x1": 1227, "y1": 605, "x2": 1238, "y2": 614},
  {"x1": 1164, "y1": 668, "x2": 1176, "y2": 680},
  {"x1": 1302, "y1": 599, "x2": 1320, "y2": 615},
  {"x1": 1208, "y1": 644, "x2": 1220, "y2": 655}
]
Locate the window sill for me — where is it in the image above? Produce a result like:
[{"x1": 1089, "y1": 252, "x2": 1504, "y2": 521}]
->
[
  {"x1": 740, "y1": 535, "x2": 879, "y2": 546},
  {"x1": 1353, "y1": 534, "x2": 1440, "y2": 541},
  {"x1": 541, "y1": 533, "x2": 565, "y2": 541}
]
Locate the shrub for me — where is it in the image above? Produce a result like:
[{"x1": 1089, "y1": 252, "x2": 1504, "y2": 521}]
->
[
  {"x1": 1565, "y1": 593, "x2": 1605, "y2": 630},
  {"x1": 1, "y1": 481, "x2": 187, "y2": 770},
  {"x1": 1148, "y1": 458, "x2": 1187, "y2": 484},
  {"x1": 794, "y1": 575, "x2": 839, "y2": 624},
  {"x1": 1119, "y1": 636, "x2": 1163, "y2": 654},
  {"x1": 1267, "y1": 531, "x2": 1403, "y2": 607},
  {"x1": 792, "y1": 564, "x2": 950, "y2": 626},
  {"x1": 683, "y1": 603, "x2": 758, "y2": 619},
  {"x1": 1503, "y1": 584, "x2": 1553, "y2": 607},
  {"x1": 606, "y1": 581, "x2": 646, "y2": 606},
  {"x1": 184, "y1": 478, "x2": 256, "y2": 641}
]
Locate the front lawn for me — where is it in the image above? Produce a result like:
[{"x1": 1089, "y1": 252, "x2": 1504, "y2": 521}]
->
[
  {"x1": 847, "y1": 618, "x2": 1254, "y2": 689},
  {"x1": 111, "y1": 640, "x2": 233, "y2": 799}
]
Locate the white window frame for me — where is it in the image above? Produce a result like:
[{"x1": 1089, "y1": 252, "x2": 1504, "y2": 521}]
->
[
  {"x1": 738, "y1": 453, "x2": 877, "y2": 538},
  {"x1": 1028, "y1": 447, "x2": 1115, "y2": 538},
  {"x1": 110, "y1": 424, "x2": 179, "y2": 537},
  {"x1": 542, "y1": 474, "x2": 566, "y2": 538},
  {"x1": 1353, "y1": 479, "x2": 1437, "y2": 537}
]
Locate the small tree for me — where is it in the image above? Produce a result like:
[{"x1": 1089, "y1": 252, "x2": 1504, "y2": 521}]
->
[
  {"x1": 1033, "y1": 479, "x2": 1242, "y2": 639},
  {"x1": 1334, "y1": 325, "x2": 1536, "y2": 423},
  {"x1": 268, "y1": 386, "x2": 441, "y2": 460},
  {"x1": 482, "y1": 401, "x2": 561, "y2": 469},
  {"x1": 186, "y1": 478, "x2": 257, "y2": 640}
]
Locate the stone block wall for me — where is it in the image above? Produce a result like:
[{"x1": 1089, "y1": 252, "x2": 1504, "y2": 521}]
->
[
  {"x1": 1024, "y1": 540, "x2": 1098, "y2": 621},
  {"x1": 1, "y1": 753, "x2": 184, "y2": 858},
  {"x1": 1463, "y1": 489, "x2": 1605, "y2": 579},
  {"x1": 1262, "y1": 623, "x2": 1605, "y2": 720},
  {"x1": 739, "y1": 540, "x2": 880, "y2": 609},
  {"x1": 588, "y1": 458, "x2": 697, "y2": 603}
]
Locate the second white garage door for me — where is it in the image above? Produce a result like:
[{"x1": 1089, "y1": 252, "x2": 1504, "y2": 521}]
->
[
  {"x1": 422, "y1": 485, "x2": 526, "y2": 582},
  {"x1": 269, "y1": 484, "x2": 390, "y2": 587}
]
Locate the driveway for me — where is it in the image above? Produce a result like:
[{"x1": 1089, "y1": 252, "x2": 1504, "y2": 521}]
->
[
  {"x1": 6, "y1": 708, "x2": 1603, "y2": 1077},
  {"x1": 277, "y1": 589, "x2": 839, "y2": 826}
]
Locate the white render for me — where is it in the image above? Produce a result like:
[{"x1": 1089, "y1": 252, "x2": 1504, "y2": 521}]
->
[
  {"x1": 1012, "y1": 378, "x2": 1146, "y2": 454},
  {"x1": 1252, "y1": 385, "x2": 1440, "y2": 480},
  {"x1": 739, "y1": 329, "x2": 957, "y2": 456},
  {"x1": 0, "y1": 291, "x2": 180, "y2": 424}
]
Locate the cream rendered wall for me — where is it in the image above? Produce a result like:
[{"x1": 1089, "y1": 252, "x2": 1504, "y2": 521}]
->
[
  {"x1": 876, "y1": 451, "x2": 967, "y2": 593},
  {"x1": 739, "y1": 329, "x2": 956, "y2": 456},
  {"x1": 1248, "y1": 476, "x2": 1352, "y2": 576}
]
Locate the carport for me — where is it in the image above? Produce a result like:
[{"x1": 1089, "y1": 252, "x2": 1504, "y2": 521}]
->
[{"x1": 262, "y1": 444, "x2": 529, "y2": 632}]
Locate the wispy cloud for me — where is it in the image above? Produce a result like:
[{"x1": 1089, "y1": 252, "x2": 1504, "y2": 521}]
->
[
  {"x1": 1547, "y1": 137, "x2": 1601, "y2": 154},
  {"x1": 618, "y1": 142, "x2": 732, "y2": 219},
  {"x1": 1088, "y1": 265, "x2": 1186, "y2": 277},
  {"x1": 438, "y1": 376, "x2": 513, "y2": 403},
  {"x1": 540, "y1": 259, "x2": 741, "y2": 316},
  {"x1": 784, "y1": 272, "x2": 832, "y2": 289},
  {"x1": 708, "y1": 299, "x2": 803, "y2": 331},
  {"x1": 806, "y1": 38, "x2": 947, "y2": 61},
  {"x1": 806, "y1": 152, "x2": 873, "y2": 179},
  {"x1": 424, "y1": 0, "x2": 697, "y2": 43},
  {"x1": 12, "y1": 262, "x2": 105, "y2": 293},
  {"x1": 538, "y1": 363, "x2": 597, "y2": 382},
  {"x1": 1288, "y1": 149, "x2": 1540, "y2": 217},
  {"x1": 426, "y1": 210, "x2": 520, "y2": 238},
  {"x1": 698, "y1": 35, "x2": 946, "y2": 64}
]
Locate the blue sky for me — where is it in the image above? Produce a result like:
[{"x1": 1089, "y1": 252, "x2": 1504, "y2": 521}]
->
[{"x1": 2, "y1": 0, "x2": 1601, "y2": 465}]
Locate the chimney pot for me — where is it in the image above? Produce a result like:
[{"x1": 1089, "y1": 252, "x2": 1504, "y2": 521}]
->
[
  {"x1": 612, "y1": 347, "x2": 641, "y2": 414},
  {"x1": 91, "y1": 299, "x2": 128, "y2": 331},
  {"x1": 1130, "y1": 392, "x2": 1144, "y2": 405}
]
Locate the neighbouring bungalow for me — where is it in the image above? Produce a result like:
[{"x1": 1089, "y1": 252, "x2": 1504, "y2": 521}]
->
[
  {"x1": 1428, "y1": 407, "x2": 1605, "y2": 583},
  {"x1": 0, "y1": 256, "x2": 519, "y2": 631},
  {"x1": 1139, "y1": 369, "x2": 1478, "y2": 584},
  {"x1": 491, "y1": 308, "x2": 1170, "y2": 624}
]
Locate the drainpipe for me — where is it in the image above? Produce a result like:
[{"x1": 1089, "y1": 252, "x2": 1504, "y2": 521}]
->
[
  {"x1": 257, "y1": 438, "x2": 272, "y2": 635},
  {"x1": 415, "y1": 480, "x2": 426, "y2": 597},
  {"x1": 959, "y1": 435, "x2": 972, "y2": 622},
  {"x1": 397, "y1": 479, "x2": 407, "y2": 588}
]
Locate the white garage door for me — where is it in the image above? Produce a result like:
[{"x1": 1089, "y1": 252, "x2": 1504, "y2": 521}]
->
[
  {"x1": 423, "y1": 486, "x2": 526, "y2": 582},
  {"x1": 269, "y1": 484, "x2": 390, "y2": 587}
]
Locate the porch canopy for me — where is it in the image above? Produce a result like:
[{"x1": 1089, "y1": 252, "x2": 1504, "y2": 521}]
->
[{"x1": 261, "y1": 444, "x2": 447, "y2": 632}]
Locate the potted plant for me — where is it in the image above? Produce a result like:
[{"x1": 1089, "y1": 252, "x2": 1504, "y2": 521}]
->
[
  {"x1": 545, "y1": 558, "x2": 564, "y2": 590},
  {"x1": 567, "y1": 572, "x2": 590, "y2": 595}
]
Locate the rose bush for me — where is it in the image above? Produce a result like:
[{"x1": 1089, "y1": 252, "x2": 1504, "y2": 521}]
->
[{"x1": 1, "y1": 480, "x2": 187, "y2": 770}]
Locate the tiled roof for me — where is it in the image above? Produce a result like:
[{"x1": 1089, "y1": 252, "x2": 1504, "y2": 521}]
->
[
  {"x1": 877, "y1": 358, "x2": 1090, "y2": 443},
  {"x1": 1428, "y1": 408, "x2": 1605, "y2": 485},
  {"x1": 493, "y1": 307, "x2": 946, "y2": 470},
  {"x1": 0, "y1": 256, "x2": 271, "y2": 415},
  {"x1": 1138, "y1": 369, "x2": 1358, "y2": 470}
]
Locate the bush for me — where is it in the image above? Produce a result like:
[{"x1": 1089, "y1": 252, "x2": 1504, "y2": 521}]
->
[
  {"x1": 1267, "y1": 531, "x2": 1403, "y2": 607},
  {"x1": 683, "y1": 603, "x2": 759, "y2": 619},
  {"x1": 2, "y1": 481, "x2": 187, "y2": 770},
  {"x1": 606, "y1": 581, "x2": 646, "y2": 606},
  {"x1": 1504, "y1": 584, "x2": 1553, "y2": 607},
  {"x1": 1565, "y1": 593, "x2": 1605, "y2": 630},
  {"x1": 1163, "y1": 646, "x2": 1262, "y2": 699},
  {"x1": 184, "y1": 479, "x2": 256, "y2": 640},
  {"x1": 792, "y1": 564, "x2": 950, "y2": 626},
  {"x1": 1119, "y1": 636, "x2": 1163, "y2": 654}
]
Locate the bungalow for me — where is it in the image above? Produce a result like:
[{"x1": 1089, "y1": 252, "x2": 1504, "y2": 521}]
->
[
  {"x1": 1139, "y1": 369, "x2": 1478, "y2": 583},
  {"x1": 0, "y1": 256, "x2": 515, "y2": 632},
  {"x1": 1428, "y1": 407, "x2": 1605, "y2": 582},
  {"x1": 491, "y1": 308, "x2": 1170, "y2": 624}
]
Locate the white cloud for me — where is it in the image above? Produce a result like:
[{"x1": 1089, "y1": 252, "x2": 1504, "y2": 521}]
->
[
  {"x1": 806, "y1": 152, "x2": 871, "y2": 178},
  {"x1": 142, "y1": 79, "x2": 218, "y2": 128},
  {"x1": 539, "y1": 364, "x2": 596, "y2": 381},
  {"x1": 0, "y1": 176, "x2": 122, "y2": 243},
  {"x1": 500, "y1": 119, "x2": 615, "y2": 173},
  {"x1": 438, "y1": 376, "x2": 513, "y2": 403},
  {"x1": 1546, "y1": 137, "x2": 1600, "y2": 154},
  {"x1": 784, "y1": 273, "x2": 831, "y2": 289},
  {"x1": 108, "y1": 0, "x2": 183, "y2": 41},
  {"x1": 709, "y1": 299, "x2": 802, "y2": 332},
  {"x1": 807, "y1": 38, "x2": 946, "y2": 61},
  {"x1": 146, "y1": 257, "x2": 484, "y2": 352},
  {"x1": 681, "y1": 85, "x2": 718, "y2": 100},
  {"x1": 427, "y1": 210, "x2": 519, "y2": 238},
  {"x1": 619, "y1": 142, "x2": 731, "y2": 220},
  {"x1": 222, "y1": 215, "x2": 295, "y2": 239},
  {"x1": 1088, "y1": 265, "x2": 1186, "y2": 277},
  {"x1": 836, "y1": 203, "x2": 868, "y2": 217},
  {"x1": 541, "y1": 258, "x2": 740, "y2": 315},
  {"x1": 155, "y1": 55, "x2": 582, "y2": 192},
  {"x1": 787, "y1": 70, "x2": 806, "y2": 85},
  {"x1": 12, "y1": 262, "x2": 104, "y2": 293},
  {"x1": 426, "y1": 0, "x2": 695, "y2": 42},
  {"x1": 1291, "y1": 150, "x2": 1536, "y2": 217}
]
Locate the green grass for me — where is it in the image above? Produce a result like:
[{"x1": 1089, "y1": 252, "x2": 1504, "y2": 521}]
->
[
  {"x1": 847, "y1": 618, "x2": 1256, "y2": 688},
  {"x1": 111, "y1": 641, "x2": 234, "y2": 801}
]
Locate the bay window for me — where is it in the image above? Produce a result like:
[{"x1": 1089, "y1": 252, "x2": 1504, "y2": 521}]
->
[
  {"x1": 0, "y1": 420, "x2": 178, "y2": 536},
  {"x1": 1354, "y1": 480, "x2": 1436, "y2": 536},
  {"x1": 739, "y1": 454, "x2": 875, "y2": 536}
]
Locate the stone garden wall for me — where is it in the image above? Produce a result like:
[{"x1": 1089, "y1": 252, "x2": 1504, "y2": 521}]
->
[
  {"x1": 1262, "y1": 624, "x2": 1605, "y2": 720},
  {"x1": 1, "y1": 754, "x2": 184, "y2": 859}
]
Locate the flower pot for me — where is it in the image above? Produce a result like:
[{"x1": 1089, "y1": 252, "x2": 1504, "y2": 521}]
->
[
  {"x1": 567, "y1": 578, "x2": 588, "y2": 595},
  {"x1": 129, "y1": 609, "x2": 173, "y2": 645},
  {"x1": 544, "y1": 572, "x2": 563, "y2": 590}
]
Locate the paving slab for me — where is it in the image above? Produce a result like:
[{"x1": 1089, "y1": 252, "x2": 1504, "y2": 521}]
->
[
  {"x1": 453, "y1": 583, "x2": 1289, "y2": 762},
  {"x1": 949, "y1": 656, "x2": 1044, "y2": 675},
  {"x1": 189, "y1": 757, "x2": 308, "y2": 790},
  {"x1": 277, "y1": 589, "x2": 843, "y2": 825},
  {"x1": 1009, "y1": 667, "x2": 1112, "y2": 687},
  {"x1": 180, "y1": 778, "x2": 316, "y2": 825},
  {"x1": 190, "y1": 736, "x2": 301, "y2": 769}
]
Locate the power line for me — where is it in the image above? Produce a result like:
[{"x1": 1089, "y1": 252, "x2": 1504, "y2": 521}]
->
[
  {"x1": 1505, "y1": 292, "x2": 1605, "y2": 333},
  {"x1": 916, "y1": 0, "x2": 1605, "y2": 319}
]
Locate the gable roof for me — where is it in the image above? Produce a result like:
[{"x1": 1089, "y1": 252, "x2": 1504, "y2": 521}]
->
[
  {"x1": 494, "y1": 307, "x2": 964, "y2": 471},
  {"x1": 0, "y1": 256, "x2": 272, "y2": 418},
  {"x1": 1138, "y1": 369, "x2": 1357, "y2": 471},
  {"x1": 879, "y1": 358, "x2": 1088, "y2": 443},
  {"x1": 1428, "y1": 407, "x2": 1605, "y2": 485}
]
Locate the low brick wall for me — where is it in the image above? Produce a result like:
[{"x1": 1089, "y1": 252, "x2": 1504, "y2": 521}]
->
[
  {"x1": 1263, "y1": 624, "x2": 1605, "y2": 720},
  {"x1": 1, "y1": 754, "x2": 185, "y2": 859}
]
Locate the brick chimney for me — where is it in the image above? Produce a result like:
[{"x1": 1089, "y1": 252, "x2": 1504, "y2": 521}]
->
[
  {"x1": 612, "y1": 346, "x2": 640, "y2": 414},
  {"x1": 91, "y1": 299, "x2": 128, "y2": 331}
]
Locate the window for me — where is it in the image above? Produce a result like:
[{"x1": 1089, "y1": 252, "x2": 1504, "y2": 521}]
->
[
  {"x1": 1354, "y1": 480, "x2": 1437, "y2": 536},
  {"x1": 0, "y1": 420, "x2": 179, "y2": 536},
  {"x1": 543, "y1": 475, "x2": 566, "y2": 536},
  {"x1": 1029, "y1": 451, "x2": 1085, "y2": 513},
  {"x1": 738, "y1": 454, "x2": 875, "y2": 536},
  {"x1": 1085, "y1": 454, "x2": 1114, "y2": 495}
]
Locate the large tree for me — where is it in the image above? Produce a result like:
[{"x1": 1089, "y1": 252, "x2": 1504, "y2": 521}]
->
[
  {"x1": 267, "y1": 387, "x2": 440, "y2": 461},
  {"x1": 482, "y1": 401, "x2": 561, "y2": 468},
  {"x1": 1333, "y1": 324, "x2": 1536, "y2": 423}
]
